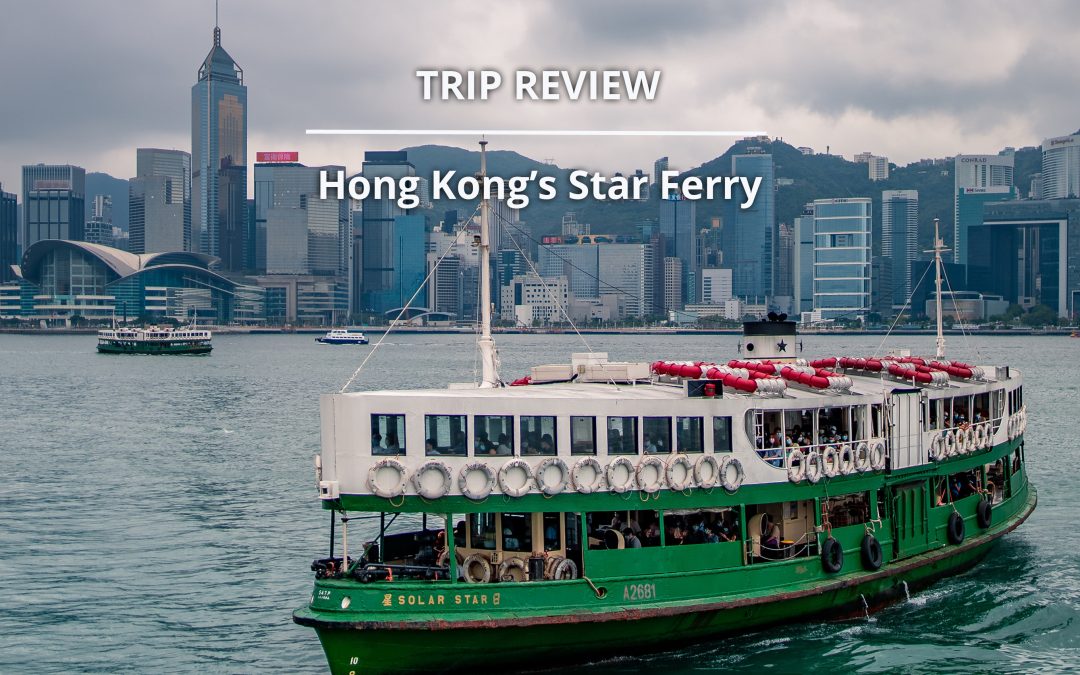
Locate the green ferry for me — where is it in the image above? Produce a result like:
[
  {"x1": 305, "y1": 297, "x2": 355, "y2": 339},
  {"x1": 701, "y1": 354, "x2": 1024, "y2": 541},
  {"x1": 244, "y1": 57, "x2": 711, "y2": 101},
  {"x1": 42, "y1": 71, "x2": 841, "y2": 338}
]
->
[
  {"x1": 293, "y1": 145, "x2": 1034, "y2": 674},
  {"x1": 96, "y1": 326, "x2": 212, "y2": 354}
]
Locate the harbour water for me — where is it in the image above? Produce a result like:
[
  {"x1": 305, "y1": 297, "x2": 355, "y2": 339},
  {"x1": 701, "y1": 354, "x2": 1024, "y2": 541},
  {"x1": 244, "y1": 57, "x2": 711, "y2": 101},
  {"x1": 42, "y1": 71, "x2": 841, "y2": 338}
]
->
[{"x1": 0, "y1": 333, "x2": 1076, "y2": 673}]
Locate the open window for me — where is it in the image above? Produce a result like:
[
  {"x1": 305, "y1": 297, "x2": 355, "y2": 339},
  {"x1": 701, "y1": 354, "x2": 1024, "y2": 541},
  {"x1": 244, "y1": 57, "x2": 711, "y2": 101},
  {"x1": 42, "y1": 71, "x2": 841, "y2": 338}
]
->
[
  {"x1": 425, "y1": 414, "x2": 467, "y2": 456},
  {"x1": 371, "y1": 414, "x2": 405, "y2": 456}
]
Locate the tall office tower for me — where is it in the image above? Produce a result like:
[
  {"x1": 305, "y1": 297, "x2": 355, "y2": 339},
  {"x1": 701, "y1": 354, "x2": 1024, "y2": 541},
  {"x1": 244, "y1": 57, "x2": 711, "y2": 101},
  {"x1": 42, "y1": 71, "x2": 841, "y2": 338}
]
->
[
  {"x1": 561, "y1": 212, "x2": 589, "y2": 237},
  {"x1": 662, "y1": 257, "x2": 683, "y2": 313},
  {"x1": 792, "y1": 204, "x2": 815, "y2": 314},
  {"x1": 84, "y1": 195, "x2": 114, "y2": 247},
  {"x1": 881, "y1": 189, "x2": 919, "y2": 306},
  {"x1": 696, "y1": 218, "x2": 723, "y2": 271},
  {"x1": 21, "y1": 164, "x2": 86, "y2": 247},
  {"x1": 812, "y1": 198, "x2": 872, "y2": 321},
  {"x1": 129, "y1": 149, "x2": 192, "y2": 253},
  {"x1": 253, "y1": 158, "x2": 348, "y2": 276},
  {"x1": 953, "y1": 152, "x2": 1013, "y2": 262},
  {"x1": 653, "y1": 156, "x2": 669, "y2": 193},
  {"x1": 774, "y1": 222, "x2": 795, "y2": 298},
  {"x1": 598, "y1": 243, "x2": 653, "y2": 318},
  {"x1": 659, "y1": 193, "x2": 697, "y2": 304},
  {"x1": 724, "y1": 152, "x2": 775, "y2": 300},
  {"x1": 1040, "y1": 133, "x2": 1080, "y2": 199},
  {"x1": 355, "y1": 151, "x2": 420, "y2": 315},
  {"x1": 0, "y1": 184, "x2": 16, "y2": 282},
  {"x1": 867, "y1": 155, "x2": 889, "y2": 181},
  {"x1": 192, "y1": 19, "x2": 247, "y2": 265},
  {"x1": 700, "y1": 267, "x2": 733, "y2": 305},
  {"x1": 955, "y1": 185, "x2": 1018, "y2": 266}
]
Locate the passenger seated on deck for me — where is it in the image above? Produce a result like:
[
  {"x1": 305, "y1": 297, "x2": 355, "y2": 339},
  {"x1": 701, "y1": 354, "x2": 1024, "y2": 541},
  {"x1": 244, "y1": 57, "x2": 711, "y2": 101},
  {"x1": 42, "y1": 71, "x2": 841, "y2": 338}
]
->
[
  {"x1": 608, "y1": 428, "x2": 623, "y2": 453},
  {"x1": 645, "y1": 434, "x2": 659, "y2": 454},
  {"x1": 761, "y1": 515, "x2": 781, "y2": 557},
  {"x1": 643, "y1": 521, "x2": 661, "y2": 546},
  {"x1": 540, "y1": 434, "x2": 554, "y2": 455},
  {"x1": 623, "y1": 528, "x2": 642, "y2": 548},
  {"x1": 425, "y1": 438, "x2": 437, "y2": 454},
  {"x1": 384, "y1": 433, "x2": 400, "y2": 454},
  {"x1": 667, "y1": 519, "x2": 687, "y2": 545},
  {"x1": 371, "y1": 432, "x2": 382, "y2": 452},
  {"x1": 451, "y1": 431, "x2": 467, "y2": 455},
  {"x1": 716, "y1": 516, "x2": 736, "y2": 542},
  {"x1": 476, "y1": 432, "x2": 492, "y2": 454},
  {"x1": 495, "y1": 434, "x2": 512, "y2": 456}
]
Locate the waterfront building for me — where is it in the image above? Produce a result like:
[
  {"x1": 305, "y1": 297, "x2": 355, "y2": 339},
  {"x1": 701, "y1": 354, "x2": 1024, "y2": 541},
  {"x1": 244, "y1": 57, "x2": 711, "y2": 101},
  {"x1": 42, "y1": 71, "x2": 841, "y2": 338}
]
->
[
  {"x1": 955, "y1": 186, "x2": 1018, "y2": 266},
  {"x1": 775, "y1": 222, "x2": 794, "y2": 298},
  {"x1": 11, "y1": 239, "x2": 262, "y2": 324},
  {"x1": 792, "y1": 204, "x2": 814, "y2": 314},
  {"x1": 129, "y1": 149, "x2": 191, "y2": 253},
  {"x1": 662, "y1": 257, "x2": 683, "y2": 314},
  {"x1": 700, "y1": 268, "x2": 733, "y2": 305},
  {"x1": 538, "y1": 241, "x2": 654, "y2": 318},
  {"x1": 724, "y1": 153, "x2": 775, "y2": 299},
  {"x1": 953, "y1": 152, "x2": 1013, "y2": 263},
  {"x1": 499, "y1": 273, "x2": 570, "y2": 325},
  {"x1": 1040, "y1": 133, "x2": 1080, "y2": 199},
  {"x1": 926, "y1": 290, "x2": 1009, "y2": 323},
  {"x1": 354, "y1": 151, "x2": 419, "y2": 316},
  {"x1": 881, "y1": 190, "x2": 919, "y2": 306},
  {"x1": 22, "y1": 164, "x2": 86, "y2": 248},
  {"x1": 812, "y1": 198, "x2": 872, "y2": 321},
  {"x1": 191, "y1": 20, "x2": 247, "y2": 266},
  {"x1": 250, "y1": 274, "x2": 347, "y2": 326},
  {"x1": 1, "y1": 184, "x2": 18, "y2": 282},
  {"x1": 659, "y1": 193, "x2": 697, "y2": 304}
]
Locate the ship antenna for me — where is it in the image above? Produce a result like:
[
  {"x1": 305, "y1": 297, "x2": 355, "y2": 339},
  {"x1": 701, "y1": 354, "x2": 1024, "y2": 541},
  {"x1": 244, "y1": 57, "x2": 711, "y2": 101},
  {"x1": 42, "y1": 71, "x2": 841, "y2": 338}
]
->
[
  {"x1": 927, "y1": 218, "x2": 950, "y2": 359},
  {"x1": 477, "y1": 139, "x2": 501, "y2": 387}
]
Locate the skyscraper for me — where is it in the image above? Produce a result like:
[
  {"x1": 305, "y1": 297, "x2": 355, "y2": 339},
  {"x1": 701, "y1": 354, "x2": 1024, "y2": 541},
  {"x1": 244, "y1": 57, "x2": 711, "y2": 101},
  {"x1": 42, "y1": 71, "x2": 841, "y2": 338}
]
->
[
  {"x1": 84, "y1": 195, "x2": 114, "y2": 247},
  {"x1": 955, "y1": 186, "x2": 1017, "y2": 266},
  {"x1": 792, "y1": 204, "x2": 815, "y2": 314},
  {"x1": 191, "y1": 20, "x2": 247, "y2": 267},
  {"x1": 881, "y1": 189, "x2": 918, "y2": 306},
  {"x1": 659, "y1": 194, "x2": 697, "y2": 303},
  {"x1": 0, "y1": 184, "x2": 16, "y2": 282},
  {"x1": 812, "y1": 198, "x2": 872, "y2": 321},
  {"x1": 1040, "y1": 133, "x2": 1080, "y2": 199},
  {"x1": 129, "y1": 149, "x2": 192, "y2": 253},
  {"x1": 725, "y1": 152, "x2": 775, "y2": 300},
  {"x1": 953, "y1": 152, "x2": 1013, "y2": 263},
  {"x1": 355, "y1": 151, "x2": 420, "y2": 316},
  {"x1": 653, "y1": 156, "x2": 669, "y2": 192},
  {"x1": 21, "y1": 164, "x2": 86, "y2": 248},
  {"x1": 775, "y1": 222, "x2": 794, "y2": 298}
]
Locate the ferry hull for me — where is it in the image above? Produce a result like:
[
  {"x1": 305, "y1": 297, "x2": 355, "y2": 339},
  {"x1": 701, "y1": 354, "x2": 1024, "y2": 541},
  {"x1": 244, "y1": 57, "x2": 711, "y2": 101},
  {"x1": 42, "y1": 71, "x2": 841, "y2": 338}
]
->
[
  {"x1": 296, "y1": 485, "x2": 1034, "y2": 675},
  {"x1": 97, "y1": 342, "x2": 212, "y2": 355}
]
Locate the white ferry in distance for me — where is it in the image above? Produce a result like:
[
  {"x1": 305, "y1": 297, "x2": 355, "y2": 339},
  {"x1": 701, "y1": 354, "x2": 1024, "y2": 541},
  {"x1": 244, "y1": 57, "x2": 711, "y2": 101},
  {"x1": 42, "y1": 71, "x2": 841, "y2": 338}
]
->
[{"x1": 317, "y1": 328, "x2": 369, "y2": 345}]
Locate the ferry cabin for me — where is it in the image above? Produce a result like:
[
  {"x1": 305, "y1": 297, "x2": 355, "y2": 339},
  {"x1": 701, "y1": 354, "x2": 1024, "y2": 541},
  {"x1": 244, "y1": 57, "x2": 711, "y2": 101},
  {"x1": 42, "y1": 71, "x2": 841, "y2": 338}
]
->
[{"x1": 311, "y1": 353, "x2": 1029, "y2": 593}]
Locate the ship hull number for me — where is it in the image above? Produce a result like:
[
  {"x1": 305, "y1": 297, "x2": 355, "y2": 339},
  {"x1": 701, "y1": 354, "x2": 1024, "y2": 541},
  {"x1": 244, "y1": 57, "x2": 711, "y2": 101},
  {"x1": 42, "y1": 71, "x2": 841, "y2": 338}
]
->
[{"x1": 623, "y1": 583, "x2": 657, "y2": 601}]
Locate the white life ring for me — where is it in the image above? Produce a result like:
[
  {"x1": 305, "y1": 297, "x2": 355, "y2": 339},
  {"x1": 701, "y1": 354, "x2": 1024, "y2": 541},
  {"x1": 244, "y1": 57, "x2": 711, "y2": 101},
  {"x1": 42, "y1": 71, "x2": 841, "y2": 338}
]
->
[
  {"x1": 412, "y1": 460, "x2": 452, "y2": 499},
  {"x1": 571, "y1": 457, "x2": 605, "y2": 494},
  {"x1": 720, "y1": 456, "x2": 744, "y2": 493},
  {"x1": 462, "y1": 553, "x2": 492, "y2": 583},
  {"x1": 944, "y1": 430, "x2": 958, "y2": 456},
  {"x1": 368, "y1": 458, "x2": 408, "y2": 499},
  {"x1": 636, "y1": 456, "x2": 666, "y2": 493},
  {"x1": 805, "y1": 449, "x2": 823, "y2": 484},
  {"x1": 694, "y1": 454, "x2": 721, "y2": 489},
  {"x1": 965, "y1": 427, "x2": 977, "y2": 452},
  {"x1": 1019, "y1": 410, "x2": 1027, "y2": 435},
  {"x1": 870, "y1": 440, "x2": 887, "y2": 470},
  {"x1": 458, "y1": 462, "x2": 496, "y2": 500},
  {"x1": 498, "y1": 459, "x2": 534, "y2": 498},
  {"x1": 822, "y1": 445, "x2": 840, "y2": 478},
  {"x1": 854, "y1": 442, "x2": 871, "y2": 472},
  {"x1": 786, "y1": 447, "x2": 806, "y2": 483},
  {"x1": 497, "y1": 557, "x2": 529, "y2": 582},
  {"x1": 978, "y1": 422, "x2": 991, "y2": 448},
  {"x1": 606, "y1": 457, "x2": 636, "y2": 493},
  {"x1": 534, "y1": 457, "x2": 569, "y2": 496},
  {"x1": 929, "y1": 433, "x2": 944, "y2": 461},
  {"x1": 838, "y1": 444, "x2": 856, "y2": 475},
  {"x1": 553, "y1": 557, "x2": 578, "y2": 580},
  {"x1": 666, "y1": 454, "x2": 696, "y2": 491}
]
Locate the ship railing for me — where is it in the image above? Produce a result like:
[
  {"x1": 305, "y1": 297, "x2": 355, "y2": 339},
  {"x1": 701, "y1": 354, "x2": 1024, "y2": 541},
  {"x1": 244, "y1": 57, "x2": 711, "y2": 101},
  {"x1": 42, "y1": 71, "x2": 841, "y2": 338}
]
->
[
  {"x1": 747, "y1": 530, "x2": 819, "y2": 564},
  {"x1": 755, "y1": 439, "x2": 878, "y2": 468}
]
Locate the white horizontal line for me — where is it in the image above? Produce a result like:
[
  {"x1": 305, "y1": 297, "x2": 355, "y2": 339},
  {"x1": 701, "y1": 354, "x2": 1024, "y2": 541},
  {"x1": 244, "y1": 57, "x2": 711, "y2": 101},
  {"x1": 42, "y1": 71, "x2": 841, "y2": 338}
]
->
[{"x1": 305, "y1": 129, "x2": 767, "y2": 137}]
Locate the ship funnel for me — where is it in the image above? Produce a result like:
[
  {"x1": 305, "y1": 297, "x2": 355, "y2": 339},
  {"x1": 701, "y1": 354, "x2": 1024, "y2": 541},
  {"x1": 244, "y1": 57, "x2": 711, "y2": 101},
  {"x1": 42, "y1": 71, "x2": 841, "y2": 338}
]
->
[{"x1": 739, "y1": 315, "x2": 800, "y2": 360}]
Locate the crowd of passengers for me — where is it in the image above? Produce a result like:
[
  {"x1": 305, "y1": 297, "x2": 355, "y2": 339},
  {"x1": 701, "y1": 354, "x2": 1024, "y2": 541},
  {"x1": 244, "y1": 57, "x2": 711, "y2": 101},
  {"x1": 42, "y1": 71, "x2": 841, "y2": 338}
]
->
[
  {"x1": 665, "y1": 512, "x2": 740, "y2": 545},
  {"x1": 756, "y1": 424, "x2": 853, "y2": 467},
  {"x1": 935, "y1": 470, "x2": 981, "y2": 505}
]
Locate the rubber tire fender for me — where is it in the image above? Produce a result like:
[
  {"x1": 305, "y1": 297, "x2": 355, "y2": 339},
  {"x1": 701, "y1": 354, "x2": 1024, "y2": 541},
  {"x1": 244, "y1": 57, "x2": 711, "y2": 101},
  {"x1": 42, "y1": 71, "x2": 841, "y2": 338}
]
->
[
  {"x1": 947, "y1": 511, "x2": 966, "y2": 545},
  {"x1": 860, "y1": 533, "x2": 883, "y2": 571},
  {"x1": 821, "y1": 536, "x2": 844, "y2": 574},
  {"x1": 976, "y1": 498, "x2": 993, "y2": 529}
]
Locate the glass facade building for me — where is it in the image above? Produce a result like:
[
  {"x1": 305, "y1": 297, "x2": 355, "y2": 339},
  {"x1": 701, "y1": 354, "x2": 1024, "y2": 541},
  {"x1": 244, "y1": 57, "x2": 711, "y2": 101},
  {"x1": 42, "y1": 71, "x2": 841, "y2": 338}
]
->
[
  {"x1": 253, "y1": 162, "x2": 347, "y2": 276},
  {"x1": 881, "y1": 189, "x2": 919, "y2": 306},
  {"x1": 354, "y1": 151, "x2": 419, "y2": 315},
  {"x1": 953, "y1": 153, "x2": 1013, "y2": 264},
  {"x1": 955, "y1": 186, "x2": 1017, "y2": 266},
  {"x1": 724, "y1": 153, "x2": 775, "y2": 299},
  {"x1": 191, "y1": 25, "x2": 247, "y2": 268},
  {"x1": 129, "y1": 149, "x2": 192, "y2": 253},
  {"x1": 0, "y1": 184, "x2": 16, "y2": 283},
  {"x1": 21, "y1": 164, "x2": 86, "y2": 248},
  {"x1": 659, "y1": 194, "x2": 697, "y2": 304},
  {"x1": 812, "y1": 198, "x2": 872, "y2": 321}
]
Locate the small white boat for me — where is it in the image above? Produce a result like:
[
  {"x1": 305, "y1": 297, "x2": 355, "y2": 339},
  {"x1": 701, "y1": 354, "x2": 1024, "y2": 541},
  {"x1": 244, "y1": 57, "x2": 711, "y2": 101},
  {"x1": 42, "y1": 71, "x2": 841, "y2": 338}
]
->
[{"x1": 316, "y1": 329, "x2": 369, "y2": 345}]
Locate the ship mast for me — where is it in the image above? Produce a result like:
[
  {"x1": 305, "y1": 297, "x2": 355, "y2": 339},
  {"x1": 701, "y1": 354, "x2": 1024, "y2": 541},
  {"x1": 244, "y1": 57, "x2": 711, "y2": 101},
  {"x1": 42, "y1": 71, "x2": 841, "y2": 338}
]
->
[
  {"x1": 929, "y1": 217, "x2": 949, "y2": 358},
  {"x1": 477, "y1": 140, "x2": 500, "y2": 387}
]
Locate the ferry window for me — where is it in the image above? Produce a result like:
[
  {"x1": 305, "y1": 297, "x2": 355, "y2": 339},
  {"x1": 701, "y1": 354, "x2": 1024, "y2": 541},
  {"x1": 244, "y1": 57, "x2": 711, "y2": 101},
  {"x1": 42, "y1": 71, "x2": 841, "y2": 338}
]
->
[
  {"x1": 543, "y1": 513, "x2": 562, "y2": 551},
  {"x1": 823, "y1": 493, "x2": 870, "y2": 528},
  {"x1": 607, "y1": 417, "x2": 638, "y2": 455},
  {"x1": 871, "y1": 403, "x2": 883, "y2": 437},
  {"x1": 851, "y1": 406, "x2": 867, "y2": 441},
  {"x1": 676, "y1": 417, "x2": 704, "y2": 453},
  {"x1": 425, "y1": 414, "x2": 467, "y2": 456},
  {"x1": 928, "y1": 399, "x2": 941, "y2": 430},
  {"x1": 947, "y1": 471, "x2": 979, "y2": 501},
  {"x1": 817, "y1": 407, "x2": 850, "y2": 444},
  {"x1": 952, "y1": 397, "x2": 971, "y2": 426},
  {"x1": 713, "y1": 417, "x2": 732, "y2": 452},
  {"x1": 371, "y1": 414, "x2": 405, "y2": 455},
  {"x1": 643, "y1": 417, "x2": 671, "y2": 454},
  {"x1": 501, "y1": 513, "x2": 532, "y2": 553},
  {"x1": 520, "y1": 416, "x2": 557, "y2": 456},
  {"x1": 783, "y1": 409, "x2": 814, "y2": 447},
  {"x1": 474, "y1": 415, "x2": 514, "y2": 456},
  {"x1": 468, "y1": 513, "x2": 498, "y2": 549},
  {"x1": 992, "y1": 390, "x2": 1005, "y2": 424},
  {"x1": 974, "y1": 393, "x2": 990, "y2": 423},
  {"x1": 665, "y1": 508, "x2": 739, "y2": 546},
  {"x1": 570, "y1": 416, "x2": 597, "y2": 455},
  {"x1": 586, "y1": 510, "x2": 660, "y2": 549}
]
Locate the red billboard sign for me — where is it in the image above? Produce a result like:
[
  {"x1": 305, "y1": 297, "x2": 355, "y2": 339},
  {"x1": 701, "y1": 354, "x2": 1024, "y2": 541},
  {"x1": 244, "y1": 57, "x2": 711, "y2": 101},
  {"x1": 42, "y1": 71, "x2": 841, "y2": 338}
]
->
[{"x1": 256, "y1": 151, "x2": 299, "y2": 163}]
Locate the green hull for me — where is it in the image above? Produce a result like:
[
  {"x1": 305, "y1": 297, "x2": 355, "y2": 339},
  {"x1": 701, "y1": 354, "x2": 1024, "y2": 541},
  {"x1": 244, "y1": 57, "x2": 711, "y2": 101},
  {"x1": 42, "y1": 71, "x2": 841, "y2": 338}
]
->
[
  {"x1": 295, "y1": 465, "x2": 1035, "y2": 674},
  {"x1": 97, "y1": 342, "x2": 212, "y2": 355}
]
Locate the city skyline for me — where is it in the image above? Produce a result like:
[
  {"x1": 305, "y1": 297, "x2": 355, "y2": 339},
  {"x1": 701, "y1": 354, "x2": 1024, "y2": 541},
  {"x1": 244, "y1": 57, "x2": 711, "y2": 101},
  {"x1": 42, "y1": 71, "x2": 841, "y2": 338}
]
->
[{"x1": 3, "y1": 1, "x2": 1080, "y2": 190}]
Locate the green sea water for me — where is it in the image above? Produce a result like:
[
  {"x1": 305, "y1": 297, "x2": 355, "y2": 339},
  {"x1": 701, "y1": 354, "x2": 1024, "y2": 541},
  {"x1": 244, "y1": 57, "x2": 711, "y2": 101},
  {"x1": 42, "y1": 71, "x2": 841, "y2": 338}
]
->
[{"x1": 0, "y1": 333, "x2": 1074, "y2": 673}]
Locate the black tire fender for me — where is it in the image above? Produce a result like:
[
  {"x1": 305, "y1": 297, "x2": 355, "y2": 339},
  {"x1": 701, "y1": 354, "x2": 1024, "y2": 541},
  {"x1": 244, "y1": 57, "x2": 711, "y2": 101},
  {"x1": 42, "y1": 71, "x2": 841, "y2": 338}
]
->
[
  {"x1": 947, "y1": 511, "x2": 966, "y2": 545},
  {"x1": 821, "y1": 537, "x2": 844, "y2": 574},
  {"x1": 976, "y1": 498, "x2": 993, "y2": 529},
  {"x1": 860, "y1": 533, "x2": 883, "y2": 570}
]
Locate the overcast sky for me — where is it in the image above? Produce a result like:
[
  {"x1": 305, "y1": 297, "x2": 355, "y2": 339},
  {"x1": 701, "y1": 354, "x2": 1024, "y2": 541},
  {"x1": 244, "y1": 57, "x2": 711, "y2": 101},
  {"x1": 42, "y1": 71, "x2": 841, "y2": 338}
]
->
[{"x1": 1, "y1": 0, "x2": 1079, "y2": 192}]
